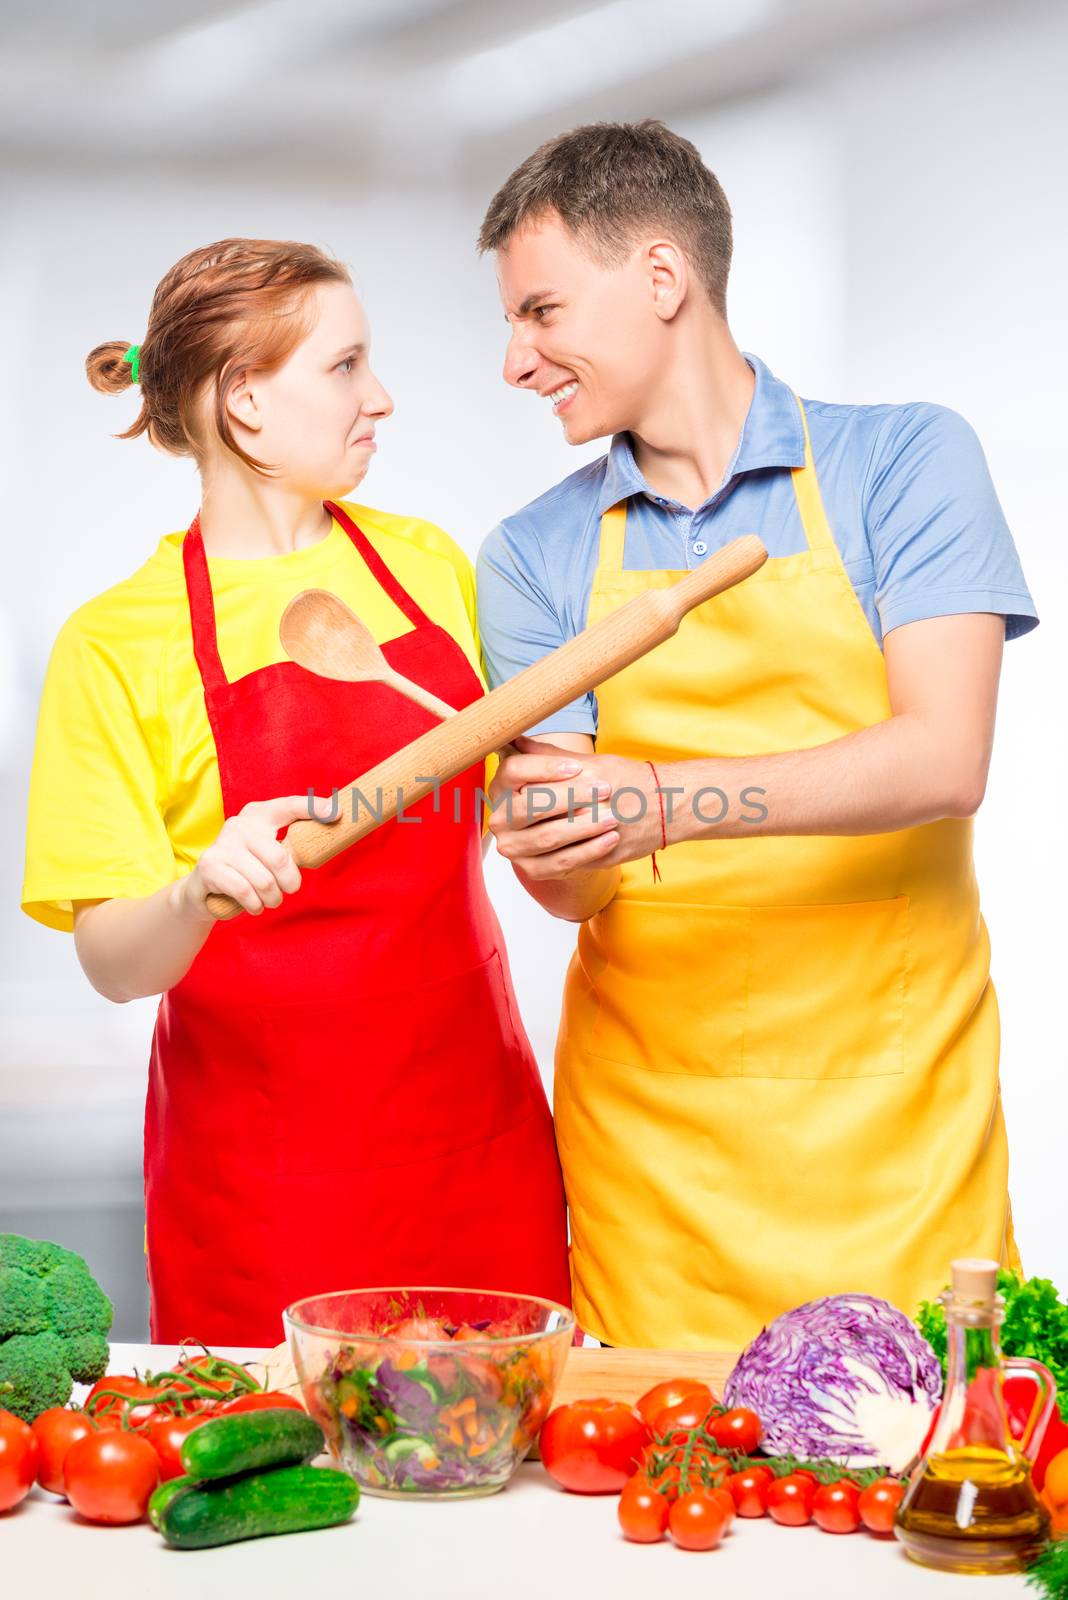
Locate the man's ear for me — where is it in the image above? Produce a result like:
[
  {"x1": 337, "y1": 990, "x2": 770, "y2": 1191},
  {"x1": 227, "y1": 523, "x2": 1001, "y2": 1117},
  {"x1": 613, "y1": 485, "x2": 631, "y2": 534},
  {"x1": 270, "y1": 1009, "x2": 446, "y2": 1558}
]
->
[
  {"x1": 224, "y1": 369, "x2": 262, "y2": 435},
  {"x1": 647, "y1": 240, "x2": 688, "y2": 323}
]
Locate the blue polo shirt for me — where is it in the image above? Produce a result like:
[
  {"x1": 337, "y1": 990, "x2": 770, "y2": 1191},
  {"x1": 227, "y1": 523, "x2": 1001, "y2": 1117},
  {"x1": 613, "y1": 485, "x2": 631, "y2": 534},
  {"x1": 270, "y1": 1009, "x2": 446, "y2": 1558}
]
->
[{"x1": 476, "y1": 353, "x2": 1038, "y2": 736}]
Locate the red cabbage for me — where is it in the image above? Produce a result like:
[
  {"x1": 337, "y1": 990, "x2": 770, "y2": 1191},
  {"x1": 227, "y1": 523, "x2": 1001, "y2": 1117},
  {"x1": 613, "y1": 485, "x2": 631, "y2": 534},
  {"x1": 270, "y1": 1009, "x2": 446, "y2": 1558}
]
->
[{"x1": 723, "y1": 1293, "x2": 943, "y2": 1467}]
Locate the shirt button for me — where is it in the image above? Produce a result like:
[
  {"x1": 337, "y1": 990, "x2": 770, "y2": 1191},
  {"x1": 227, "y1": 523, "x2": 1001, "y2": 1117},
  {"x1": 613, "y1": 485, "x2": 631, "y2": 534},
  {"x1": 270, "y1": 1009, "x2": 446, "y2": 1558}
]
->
[{"x1": 692, "y1": 539, "x2": 708, "y2": 556}]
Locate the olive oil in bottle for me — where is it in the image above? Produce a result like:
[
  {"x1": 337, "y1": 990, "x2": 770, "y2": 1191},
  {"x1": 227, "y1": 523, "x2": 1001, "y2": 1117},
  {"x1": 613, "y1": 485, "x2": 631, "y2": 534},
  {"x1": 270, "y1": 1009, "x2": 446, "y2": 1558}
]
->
[{"x1": 895, "y1": 1258, "x2": 1056, "y2": 1575}]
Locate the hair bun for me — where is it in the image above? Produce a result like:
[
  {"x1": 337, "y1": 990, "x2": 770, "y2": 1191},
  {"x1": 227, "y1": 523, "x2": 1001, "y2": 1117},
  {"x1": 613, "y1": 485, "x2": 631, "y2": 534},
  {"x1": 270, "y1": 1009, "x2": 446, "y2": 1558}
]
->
[{"x1": 86, "y1": 341, "x2": 136, "y2": 394}]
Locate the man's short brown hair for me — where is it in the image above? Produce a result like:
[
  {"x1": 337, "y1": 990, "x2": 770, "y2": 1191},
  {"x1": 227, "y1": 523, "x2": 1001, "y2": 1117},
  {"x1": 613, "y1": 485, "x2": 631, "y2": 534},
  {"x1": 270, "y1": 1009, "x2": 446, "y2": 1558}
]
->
[{"x1": 478, "y1": 119, "x2": 733, "y2": 316}]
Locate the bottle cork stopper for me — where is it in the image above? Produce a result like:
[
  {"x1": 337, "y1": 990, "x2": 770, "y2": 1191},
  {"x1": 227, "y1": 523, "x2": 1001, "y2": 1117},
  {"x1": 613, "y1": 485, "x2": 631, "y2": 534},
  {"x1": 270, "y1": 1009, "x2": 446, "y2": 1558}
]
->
[{"x1": 951, "y1": 1258, "x2": 999, "y2": 1298}]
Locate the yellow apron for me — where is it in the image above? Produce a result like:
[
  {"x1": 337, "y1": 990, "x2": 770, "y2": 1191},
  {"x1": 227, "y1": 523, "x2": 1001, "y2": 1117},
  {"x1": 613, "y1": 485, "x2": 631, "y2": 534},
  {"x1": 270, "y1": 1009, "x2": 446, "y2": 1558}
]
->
[{"x1": 555, "y1": 396, "x2": 1021, "y2": 1350}]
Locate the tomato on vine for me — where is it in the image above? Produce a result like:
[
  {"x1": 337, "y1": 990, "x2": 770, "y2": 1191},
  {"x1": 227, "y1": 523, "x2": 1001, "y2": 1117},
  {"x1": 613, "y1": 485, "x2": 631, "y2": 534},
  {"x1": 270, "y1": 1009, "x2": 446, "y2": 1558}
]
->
[
  {"x1": 705, "y1": 1406, "x2": 763, "y2": 1454},
  {"x1": 812, "y1": 1479, "x2": 862, "y2": 1534},
  {"x1": 668, "y1": 1488, "x2": 731, "y2": 1550},
  {"x1": 857, "y1": 1476, "x2": 905, "y2": 1534},
  {"x1": 767, "y1": 1472, "x2": 816, "y2": 1526},
  {"x1": 617, "y1": 1474, "x2": 670, "y2": 1542},
  {"x1": 635, "y1": 1379, "x2": 714, "y2": 1430}
]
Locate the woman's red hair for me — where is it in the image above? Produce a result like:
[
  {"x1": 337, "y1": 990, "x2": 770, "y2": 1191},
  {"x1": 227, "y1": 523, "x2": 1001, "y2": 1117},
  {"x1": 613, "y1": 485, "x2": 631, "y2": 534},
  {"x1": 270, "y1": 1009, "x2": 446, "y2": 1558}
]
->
[{"x1": 86, "y1": 237, "x2": 351, "y2": 472}]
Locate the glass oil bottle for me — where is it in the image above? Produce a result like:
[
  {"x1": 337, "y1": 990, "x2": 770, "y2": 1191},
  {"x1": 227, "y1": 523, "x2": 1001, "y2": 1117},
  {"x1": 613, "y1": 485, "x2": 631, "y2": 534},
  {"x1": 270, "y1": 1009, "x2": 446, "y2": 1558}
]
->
[{"x1": 895, "y1": 1257, "x2": 1056, "y2": 1574}]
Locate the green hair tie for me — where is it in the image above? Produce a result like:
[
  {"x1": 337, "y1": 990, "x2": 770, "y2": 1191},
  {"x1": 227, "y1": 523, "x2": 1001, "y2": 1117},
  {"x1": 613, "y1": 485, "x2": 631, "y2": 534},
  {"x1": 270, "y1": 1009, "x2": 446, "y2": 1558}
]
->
[{"x1": 122, "y1": 344, "x2": 141, "y2": 384}]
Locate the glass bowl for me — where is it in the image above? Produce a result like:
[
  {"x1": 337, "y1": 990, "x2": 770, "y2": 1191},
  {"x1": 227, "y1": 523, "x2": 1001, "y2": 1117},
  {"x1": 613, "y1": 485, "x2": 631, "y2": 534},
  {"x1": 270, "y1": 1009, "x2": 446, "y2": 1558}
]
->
[{"x1": 283, "y1": 1287, "x2": 574, "y2": 1499}]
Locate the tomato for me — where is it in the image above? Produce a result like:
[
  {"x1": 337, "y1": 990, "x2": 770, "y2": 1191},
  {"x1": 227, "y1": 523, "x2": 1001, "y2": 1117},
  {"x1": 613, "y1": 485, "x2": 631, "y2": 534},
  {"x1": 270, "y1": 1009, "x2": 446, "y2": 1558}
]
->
[
  {"x1": 708, "y1": 1484, "x2": 736, "y2": 1527},
  {"x1": 31, "y1": 1408, "x2": 96, "y2": 1496},
  {"x1": 812, "y1": 1479, "x2": 861, "y2": 1534},
  {"x1": 727, "y1": 1465, "x2": 773, "y2": 1517},
  {"x1": 668, "y1": 1488, "x2": 730, "y2": 1551},
  {"x1": 651, "y1": 1397, "x2": 713, "y2": 1438},
  {"x1": 706, "y1": 1406, "x2": 763, "y2": 1455},
  {"x1": 639, "y1": 1441, "x2": 729, "y2": 1501},
  {"x1": 767, "y1": 1473, "x2": 815, "y2": 1526},
  {"x1": 0, "y1": 1411, "x2": 39, "y2": 1512},
  {"x1": 857, "y1": 1476, "x2": 906, "y2": 1535},
  {"x1": 636, "y1": 1379, "x2": 714, "y2": 1430},
  {"x1": 145, "y1": 1413, "x2": 208, "y2": 1481},
  {"x1": 215, "y1": 1392, "x2": 305, "y2": 1416},
  {"x1": 540, "y1": 1400, "x2": 651, "y2": 1494},
  {"x1": 84, "y1": 1375, "x2": 173, "y2": 1431},
  {"x1": 385, "y1": 1316, "x2": 453, "y2": 1341},
  {"x1": 617, "y1": 1474, "x2": 670, "y2": 1542},
  {"x1": 64, "y1": 1429, "x2": 159, "y2": 1524}
]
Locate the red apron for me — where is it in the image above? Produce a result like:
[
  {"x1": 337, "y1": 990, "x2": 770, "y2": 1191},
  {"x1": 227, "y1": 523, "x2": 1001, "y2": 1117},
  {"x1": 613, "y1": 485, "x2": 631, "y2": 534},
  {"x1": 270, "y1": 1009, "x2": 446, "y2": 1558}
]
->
[{"x1": 145, "y1": 502, "x2": 570, "y2": 1344}]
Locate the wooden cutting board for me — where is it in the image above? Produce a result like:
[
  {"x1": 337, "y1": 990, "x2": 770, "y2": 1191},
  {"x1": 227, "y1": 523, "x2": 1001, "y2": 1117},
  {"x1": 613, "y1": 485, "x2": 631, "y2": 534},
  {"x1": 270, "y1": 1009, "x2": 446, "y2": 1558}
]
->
[
  {"x1": 553, "y1": 1346, "x2": 738, "y2": 1409},
  {"x1": 528, "y1": 1346, "x2": 739, "y2": 1460}
]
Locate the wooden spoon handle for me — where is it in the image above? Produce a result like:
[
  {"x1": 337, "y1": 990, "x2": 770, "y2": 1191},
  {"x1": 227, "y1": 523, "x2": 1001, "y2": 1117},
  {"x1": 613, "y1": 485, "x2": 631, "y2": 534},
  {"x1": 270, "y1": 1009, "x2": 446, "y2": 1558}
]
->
[
  {"x1": 379, "y1": 668, "x2": 458, "y2": 722},
  {"x1": 204, "y1": 534, "x2": 766, "y2": 919}
]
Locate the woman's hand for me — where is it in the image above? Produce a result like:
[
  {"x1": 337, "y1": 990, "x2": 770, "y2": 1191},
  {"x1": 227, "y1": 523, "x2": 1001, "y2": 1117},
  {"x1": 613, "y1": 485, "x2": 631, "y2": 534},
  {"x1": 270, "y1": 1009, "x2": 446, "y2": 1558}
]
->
[{"x1": 177, "y1": 793, "x2": 340, "y2": 921}]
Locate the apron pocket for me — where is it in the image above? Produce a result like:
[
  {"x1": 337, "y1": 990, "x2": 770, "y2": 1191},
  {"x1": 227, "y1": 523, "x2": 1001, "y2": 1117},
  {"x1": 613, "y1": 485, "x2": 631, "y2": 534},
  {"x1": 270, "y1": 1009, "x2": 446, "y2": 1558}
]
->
[
  {"x1": 585, "y1": 899, "x2": 750, "y2": 1076},
  {"x1": 257, "y1": 950, "x2": 537, "y2": 1176},
  {"x1": 742, "y1": 896, "x2": 908, "y2": 1079}
]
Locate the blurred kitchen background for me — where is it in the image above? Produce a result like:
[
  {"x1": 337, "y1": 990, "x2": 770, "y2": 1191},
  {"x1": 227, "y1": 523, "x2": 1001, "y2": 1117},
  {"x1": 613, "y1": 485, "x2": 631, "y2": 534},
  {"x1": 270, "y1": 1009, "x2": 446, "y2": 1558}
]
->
[{"x1": 2, "y1": 0, "x2": 1066, "y2": 1337}]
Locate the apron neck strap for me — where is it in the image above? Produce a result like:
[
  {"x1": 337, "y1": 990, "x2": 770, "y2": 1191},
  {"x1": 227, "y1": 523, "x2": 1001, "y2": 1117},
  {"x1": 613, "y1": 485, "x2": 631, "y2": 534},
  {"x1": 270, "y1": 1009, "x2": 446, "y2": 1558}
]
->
[
  {"x1": 597, "y1": 501, "x2": 629, "y2": 575},
  {"x1": 790, "y1": 396, "x2": 835, "y2": 553},
  {"x1": 182, "y1": 515, "x2": 228, "y2": 692},
  {"x1": 325, "y1": 501, "x2": 432, "y2": 630}
]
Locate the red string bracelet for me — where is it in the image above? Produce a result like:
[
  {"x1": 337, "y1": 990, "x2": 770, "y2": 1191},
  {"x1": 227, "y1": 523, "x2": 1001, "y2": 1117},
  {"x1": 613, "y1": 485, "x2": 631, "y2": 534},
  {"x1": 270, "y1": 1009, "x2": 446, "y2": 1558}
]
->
[{"x1": 647, "y1": 759, "x2": 667, "y2": 884}]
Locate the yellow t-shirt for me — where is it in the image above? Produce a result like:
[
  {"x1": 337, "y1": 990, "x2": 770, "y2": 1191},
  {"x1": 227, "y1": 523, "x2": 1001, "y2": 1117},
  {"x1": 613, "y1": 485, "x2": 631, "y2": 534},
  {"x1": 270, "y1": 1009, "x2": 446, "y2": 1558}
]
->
[{"x1": 22, "y1": 501, "x2": 485, "y2": 933}]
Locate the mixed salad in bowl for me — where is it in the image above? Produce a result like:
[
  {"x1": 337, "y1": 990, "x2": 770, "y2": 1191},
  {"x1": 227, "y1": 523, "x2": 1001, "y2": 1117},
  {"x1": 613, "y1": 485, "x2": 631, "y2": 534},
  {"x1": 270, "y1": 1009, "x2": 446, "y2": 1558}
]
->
[{"x1": 284, "y1": 1288, "x2": 574, "y2": 1498}]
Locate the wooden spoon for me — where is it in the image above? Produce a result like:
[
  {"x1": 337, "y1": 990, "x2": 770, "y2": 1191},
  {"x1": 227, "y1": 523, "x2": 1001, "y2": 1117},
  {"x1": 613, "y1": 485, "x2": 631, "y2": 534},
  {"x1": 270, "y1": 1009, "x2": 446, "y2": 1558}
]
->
[{"x1": 280, "y1": 589, "x2": 458, "y2": 720}]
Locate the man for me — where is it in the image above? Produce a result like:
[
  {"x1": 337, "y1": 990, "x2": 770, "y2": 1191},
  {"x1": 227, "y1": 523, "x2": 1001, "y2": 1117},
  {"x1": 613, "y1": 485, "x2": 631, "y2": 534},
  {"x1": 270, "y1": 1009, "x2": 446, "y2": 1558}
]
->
[{"x1": 475, "y1": 120, "x2": 1037, "y2": 1352}]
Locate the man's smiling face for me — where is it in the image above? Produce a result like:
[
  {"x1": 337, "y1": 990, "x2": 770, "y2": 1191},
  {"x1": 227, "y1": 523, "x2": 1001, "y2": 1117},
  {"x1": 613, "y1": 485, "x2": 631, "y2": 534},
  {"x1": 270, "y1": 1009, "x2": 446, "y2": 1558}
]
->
[{"x1": 497, "y1": 210, "x2": 665, "y2": 446}]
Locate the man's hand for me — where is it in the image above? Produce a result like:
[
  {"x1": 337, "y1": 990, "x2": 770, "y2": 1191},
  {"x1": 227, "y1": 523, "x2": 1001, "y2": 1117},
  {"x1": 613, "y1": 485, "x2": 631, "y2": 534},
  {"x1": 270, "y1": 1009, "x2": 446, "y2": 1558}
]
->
[{"x1": 488, "y1": 736, "x2": 670, "y2": 876}]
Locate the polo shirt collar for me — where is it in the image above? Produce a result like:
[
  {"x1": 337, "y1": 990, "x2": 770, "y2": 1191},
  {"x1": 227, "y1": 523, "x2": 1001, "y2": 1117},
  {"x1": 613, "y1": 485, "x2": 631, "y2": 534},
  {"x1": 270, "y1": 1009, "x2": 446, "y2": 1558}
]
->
[{"x1": 598, "y1": 351, "x2": 806, "y2": 514}]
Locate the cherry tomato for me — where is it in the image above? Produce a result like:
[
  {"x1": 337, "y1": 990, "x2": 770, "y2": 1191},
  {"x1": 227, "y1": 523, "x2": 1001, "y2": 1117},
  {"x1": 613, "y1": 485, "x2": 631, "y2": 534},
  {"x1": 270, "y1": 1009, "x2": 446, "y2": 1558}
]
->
[
  {"x1": 668, "y1": 1488, "x2": 730, "y2": 1550},
  {"x1": 84, "y1": 1375, "x2": 172, "y2": 1431},
  {"x1": 636, "y1": 1380, "x2": 714, "y2": 1430},
  {"x1": 215, "y1": 1392, "x2": 305, "y2": 1416},
  {"x1": 540, "y1": 1400, "x2": 651, "y2": 1494},
  {"x1": 708, "y1": 1484, "x2": 736, "y2": 1527},
  {"x1": 617, "y1": 1474, "x2": 670, "y2": 1542},
  {"x1": 767, "y1": 1473, "x2": 816, "y2": 1526},
  {"x1": 31, "y1": 1408, "x2": 95, "y2": 1496},
  {"x1": 384, "y1": 1316, "x2": 453, "y2": 1341},
  {"x1": 63, "y1": 1430, "x2": 160, "y2": 1524},
  {"x1": 706, "y1": 1406, "x2": 764, "y2": 1455},
  {"x1": 727, "y1": 1465, "x2": 773, "y2": 1517},
  {"x1": 639, "y1": 1440, "x2": 729, "y2": 1499},
  {"x1": 857, "y1": 1476, "x2": 906, "y2": 1535},
  {"x1": 652, "y1": 1397, "x2": 714, "y2": 1438},
  {"x1": 145, "y1": 1413, "x2": 208, "y2": 1481},
  {"x1": 813, "y1": 1479, "x2": 861, "y2": 1534},
  {"x1": 0, "y1": 1411, "x2": 39, "y2": 1511}
]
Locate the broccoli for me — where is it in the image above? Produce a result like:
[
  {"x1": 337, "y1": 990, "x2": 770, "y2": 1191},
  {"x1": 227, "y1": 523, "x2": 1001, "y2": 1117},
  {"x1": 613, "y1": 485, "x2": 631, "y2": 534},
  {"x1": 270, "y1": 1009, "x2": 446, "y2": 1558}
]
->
[{"x1": 0, "y1": 1234, "x2": 112, "y2": 1422}]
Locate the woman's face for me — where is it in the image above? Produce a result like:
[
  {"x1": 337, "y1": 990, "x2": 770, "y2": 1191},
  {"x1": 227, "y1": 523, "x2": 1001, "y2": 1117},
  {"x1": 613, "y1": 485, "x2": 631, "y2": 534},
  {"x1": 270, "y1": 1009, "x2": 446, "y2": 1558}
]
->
[{"x1": 225, "y1": 280, "x2": 393, "y2": 497}]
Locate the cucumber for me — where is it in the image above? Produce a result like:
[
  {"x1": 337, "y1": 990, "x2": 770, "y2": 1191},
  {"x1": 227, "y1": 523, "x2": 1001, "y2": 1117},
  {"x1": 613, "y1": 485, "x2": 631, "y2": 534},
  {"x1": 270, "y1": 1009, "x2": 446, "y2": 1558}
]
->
[
  {"x1": 180, "y1": 1408, "x2": 324, "y2": 1483},
  {"x1": 158, "y1": 1464, "x2": 360, "y2": 1550},
  {"x1": 149, "y1": 1476, "x2": 192, "y2": 1530}
]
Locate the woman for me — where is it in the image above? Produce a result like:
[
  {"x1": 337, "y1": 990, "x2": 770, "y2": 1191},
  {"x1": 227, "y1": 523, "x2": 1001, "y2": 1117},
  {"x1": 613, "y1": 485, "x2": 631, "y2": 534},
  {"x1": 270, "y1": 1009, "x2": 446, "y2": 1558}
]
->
[{"x1": 21, "y1": 237, "x2": 570, "y2": 1344}]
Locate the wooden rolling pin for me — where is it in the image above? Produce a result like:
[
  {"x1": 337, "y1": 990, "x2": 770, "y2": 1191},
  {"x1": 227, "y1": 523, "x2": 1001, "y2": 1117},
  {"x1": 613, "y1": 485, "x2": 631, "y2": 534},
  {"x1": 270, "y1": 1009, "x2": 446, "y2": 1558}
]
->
[{"x1": 206, "y1": 534, "x2": 767, "y2": 920}]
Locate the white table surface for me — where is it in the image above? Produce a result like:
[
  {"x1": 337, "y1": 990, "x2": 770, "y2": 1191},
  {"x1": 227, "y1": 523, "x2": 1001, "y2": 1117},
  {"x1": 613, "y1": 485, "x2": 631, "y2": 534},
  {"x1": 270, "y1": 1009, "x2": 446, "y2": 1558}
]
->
[{"x1": 6, "y1": 1344, "x2": 1033, "y2": 1600}]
